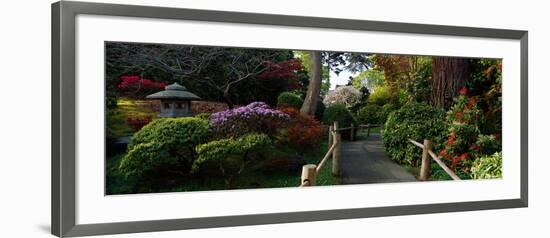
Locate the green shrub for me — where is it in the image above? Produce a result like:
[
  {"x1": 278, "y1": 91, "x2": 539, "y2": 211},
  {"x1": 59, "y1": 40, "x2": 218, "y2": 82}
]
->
[
  {"x1": 368, "y1": 86, "x2": 391, "y2": 106},
  {"x1": 322, "y1": 104, "x2": 357, "y2": 127},
  {"x1": 378, "y1": 104, "x2": 398, "y2": 123},
  {"x1": 120, "y1": 117, "x2": 211, "y2": 179},
  {"x1": 194, "y1": 133, "x2": 272, "y2": 187},
  {"x1": 382, "y1": 102, "x2": 447, "y2": 166},
  {"x1": 356, "y1": 104, "x2": 382, "y2": 124},
  {"x1": 322, "y1": 104, "x2": 357, "y2": 140},
  {"x1": 471, "y1": 152, "x2": 502, "y2": 179},
  {"x1": 439, "y1": 90, "x2": 484, "y2": 171},
  {"x1": 476, "y1": 134, "x2": 501, "y2": 156},
  {"x1": 194, "y1": 112, "x2": 212, "y2": 120},
  {"x1": 277, "y1": 92, "x2": 303, "y2": 109}
]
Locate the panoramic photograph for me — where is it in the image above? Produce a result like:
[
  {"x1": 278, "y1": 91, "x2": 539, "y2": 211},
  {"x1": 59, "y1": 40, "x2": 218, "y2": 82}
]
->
[{"x1": 105, "y1": 42, "x2": 503, "y2": 195}]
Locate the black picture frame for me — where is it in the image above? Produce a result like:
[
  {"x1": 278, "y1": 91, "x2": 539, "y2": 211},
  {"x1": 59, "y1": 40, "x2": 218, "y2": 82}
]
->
[{"x1": 52, "y1": 1, "x2": 528, "y2": 237}]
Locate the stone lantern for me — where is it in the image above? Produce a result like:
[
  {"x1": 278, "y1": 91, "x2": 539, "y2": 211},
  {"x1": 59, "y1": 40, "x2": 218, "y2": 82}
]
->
[{"x1": 146, "y1": 82, "x2": 201, "y2": 118}]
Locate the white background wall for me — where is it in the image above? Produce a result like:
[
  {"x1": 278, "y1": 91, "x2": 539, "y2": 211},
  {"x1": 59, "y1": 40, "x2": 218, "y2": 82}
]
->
[{"x1": 0, "y1": 0, "x2": 546, "y2": 237}]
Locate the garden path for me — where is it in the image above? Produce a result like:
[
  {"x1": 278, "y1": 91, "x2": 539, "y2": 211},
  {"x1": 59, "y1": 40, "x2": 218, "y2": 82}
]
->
[{"x1": 341, "y1": 133, "x2": 417, "y2": 184}]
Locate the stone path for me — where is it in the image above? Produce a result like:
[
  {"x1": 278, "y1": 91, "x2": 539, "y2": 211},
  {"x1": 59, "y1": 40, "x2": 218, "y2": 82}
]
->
[{"x1": 341, "y1": 133, "x2": 417, "y2": 184}]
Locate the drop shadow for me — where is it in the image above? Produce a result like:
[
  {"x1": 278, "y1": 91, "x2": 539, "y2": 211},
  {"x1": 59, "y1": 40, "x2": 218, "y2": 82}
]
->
[{"x1": 37, "y1": 224, "x2": 50, "y2": 234}]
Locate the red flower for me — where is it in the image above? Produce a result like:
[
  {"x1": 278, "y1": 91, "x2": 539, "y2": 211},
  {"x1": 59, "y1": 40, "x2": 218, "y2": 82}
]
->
[
  {"x1": 451, "y1": 153, "x2": 469, "y2": 168},
  {"x1": 455, "y1": 112, "x2": 464, "y2": 119},
  {"x1": 446, "y1": 133, "x2": 456, "y2": 146},
  {"x1": 439, "y1": 149, "x2": 447, "y2": 157},
  {"x1": 466, "y1": 96, "x2": 477, "y2": 108},
  {"x1": 458, "y1": 87, "x2": 468, "y2": 96}
]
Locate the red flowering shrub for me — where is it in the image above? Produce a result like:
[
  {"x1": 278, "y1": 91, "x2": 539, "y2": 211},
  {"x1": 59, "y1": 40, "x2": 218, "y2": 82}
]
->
[
  {"x1": 277, "y1": 107, "x2": 323, "y2": 151},
  {"x1": 117, "y1": 75, "x2": 165, "y2": 99},
  {"x1": 127, "y1": 115, "x2": 152, "y2": 131},
  {"x1": 440, "y1": 87, "x2": 482, "y2": 172}
]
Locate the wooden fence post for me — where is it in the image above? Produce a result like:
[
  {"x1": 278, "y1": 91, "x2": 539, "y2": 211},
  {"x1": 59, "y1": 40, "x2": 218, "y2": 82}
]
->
[
  {"x1": 332, "y1": 121, "x2": 341, "y2": 177},
  {"x1": 301, "y1": 164, "x2": 317, "y2": 186},
  {"x1": 328, "y1": 125, "x2": 333, "y2": 149},
  {"x1": 419, "y1": 139, "x2": 433, "y2": 181}
]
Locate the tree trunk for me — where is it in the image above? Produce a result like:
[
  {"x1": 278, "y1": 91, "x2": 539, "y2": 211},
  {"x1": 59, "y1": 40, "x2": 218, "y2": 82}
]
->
[
  {"x1": 222, "y1": 89, "x2": 234, "y2": 109},
  {"x1": 300, "y1": 51, "x2": 322, "y2": 115},
  {"x1": 431, "y1": 57, "x2": 471, "y2": 108}
]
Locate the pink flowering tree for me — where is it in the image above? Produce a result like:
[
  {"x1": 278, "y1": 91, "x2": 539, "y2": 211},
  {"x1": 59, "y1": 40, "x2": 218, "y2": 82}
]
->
[{"x1": 322, "y1": 86, "x2": 362, "y2": 108}]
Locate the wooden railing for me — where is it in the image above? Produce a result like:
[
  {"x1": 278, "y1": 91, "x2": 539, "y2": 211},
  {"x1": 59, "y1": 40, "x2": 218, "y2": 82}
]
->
[
  {"x1": 300, "y1": 126, "x2": 460, "y2": 186},
  {"x1": 408, "y1": 139, "x2": 461, "y2": 181},
  {"x1": 300, "y1": 122, "x2": 387, "y2": 187},
  {"x1": 300, "y1": 121, "x2": 342, "y2": 187}
]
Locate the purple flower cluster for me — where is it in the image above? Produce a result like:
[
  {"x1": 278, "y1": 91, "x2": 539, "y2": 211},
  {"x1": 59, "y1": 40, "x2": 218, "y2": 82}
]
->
[{"x1": 210, "y1": 102, "x2": 289, "y2": 138}]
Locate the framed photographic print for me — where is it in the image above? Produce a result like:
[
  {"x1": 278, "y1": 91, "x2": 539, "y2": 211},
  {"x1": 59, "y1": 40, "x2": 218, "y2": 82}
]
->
[{"x1": 52, "y1": 1, "x2": 528, "y2": 237}]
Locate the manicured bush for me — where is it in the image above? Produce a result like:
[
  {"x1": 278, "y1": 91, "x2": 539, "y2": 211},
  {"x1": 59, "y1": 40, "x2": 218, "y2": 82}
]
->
[
  {"x1": 210, "y1": 102, "x2": 289, "y2": 138},
  {"x1": 277, "y1": 92, "x2": 303, "y2": 109},
  {"x1": 194, "y1": 133, "x2": 272, "y2": 187},
  {"x1": 194, "y1": 112, "x2": 212, "y2": 120},
  {"x1": 471, "y1": 152, "x2": 502, "y2": 179},
  {"x1": 382, "y1": 102, "x2": 447, "y2": 166},
  {"x1": 322, "y1": 104, "x2": 357, "y2": 139},
  {"x1": 119, "y1": 117, "x2": 211, "y2": 179},
  {"x1": 323, "y1": 86, "x2": 362, "y2": 108},
  {"x1": 356, "y1": 104, "x2": 382, "y2": 124},
  {"x1": 277, "y1": 107, "x2": 323, "y2": 150}
]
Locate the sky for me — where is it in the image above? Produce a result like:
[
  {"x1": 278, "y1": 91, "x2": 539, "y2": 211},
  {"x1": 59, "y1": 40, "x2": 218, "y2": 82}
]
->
[{"x1": 329, "y1": 69, "x2": 359, "y2": 89}]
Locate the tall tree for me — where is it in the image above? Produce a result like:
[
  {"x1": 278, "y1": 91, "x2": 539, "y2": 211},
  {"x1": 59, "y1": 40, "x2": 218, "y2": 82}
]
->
[
  {"x1": 300, "y1": 51, "x2": 322, "y2": 115},
  {"x1": 431, "y1": 57, "x2": 471, "y2": 108},
  {"x1": 300, "y1": 51, "x2": 372, "y2": 115}
]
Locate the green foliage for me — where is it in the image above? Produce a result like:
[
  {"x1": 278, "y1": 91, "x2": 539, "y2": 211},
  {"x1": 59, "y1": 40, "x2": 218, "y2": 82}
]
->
[
  {"x1": 356, "y1": 104, "x2": 382, "y2": 124},
  {"x1": 106, "y1": 99, "x2": 158, "y2": 140},
  {"x1": 469, "y1": 59, "x2": 502, "y2": 136},
  {"x1": 379, "y1": 104, "x2": 398, "y2": 123},
  {"x1": 404, "y1": 56, "x2": 432, "y2": 103},
  {"x1": 322, "y1": 104, "x2": 357, "y2": 140},
  {"x1": 322, "y1": 104, "x2": 357, "y2": 128},
  {"x1": 382, "y1": 102, "x2": 447, "y2": 166},
  {"x1": 194, "y1": 112, "x2": 212, "y2": 120},
  {"x1": 368, "y1": 86, "x2": 391, "y2": 106},
  {"x1": 119, "y1": 117, "x2": 211, "y2": 179},
  {"x1": 277, "y1": 92, "x2": 304, "y2": 109},
  {"x1": 351, "y1": 69, "x2": 385, "y2": 90},
  {"x1": 356, "y1": 103, "x2": 399, "y2": 126},
  {"x1": 471, "y1": 152, "x2": 502, "y2": 179},
  {"x1": 194, "y1": 133, "x2": 271, "y2": 167},
  {"x1": 476, "y1": 134, "x2": 500, "y2": 156},
  {"x1": 194, "y1": 133, "x2": 272, "y2": 187}
]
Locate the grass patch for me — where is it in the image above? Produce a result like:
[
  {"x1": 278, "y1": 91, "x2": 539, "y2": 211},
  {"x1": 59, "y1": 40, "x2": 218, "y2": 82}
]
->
[{"x1": 107, "y1": 99, "x2": 158, "y2": 138}]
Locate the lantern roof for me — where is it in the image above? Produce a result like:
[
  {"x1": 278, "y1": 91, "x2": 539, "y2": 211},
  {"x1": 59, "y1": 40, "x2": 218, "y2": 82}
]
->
[{"x1": 146, "y1": 82, "x2": 201, "y2": 100}]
